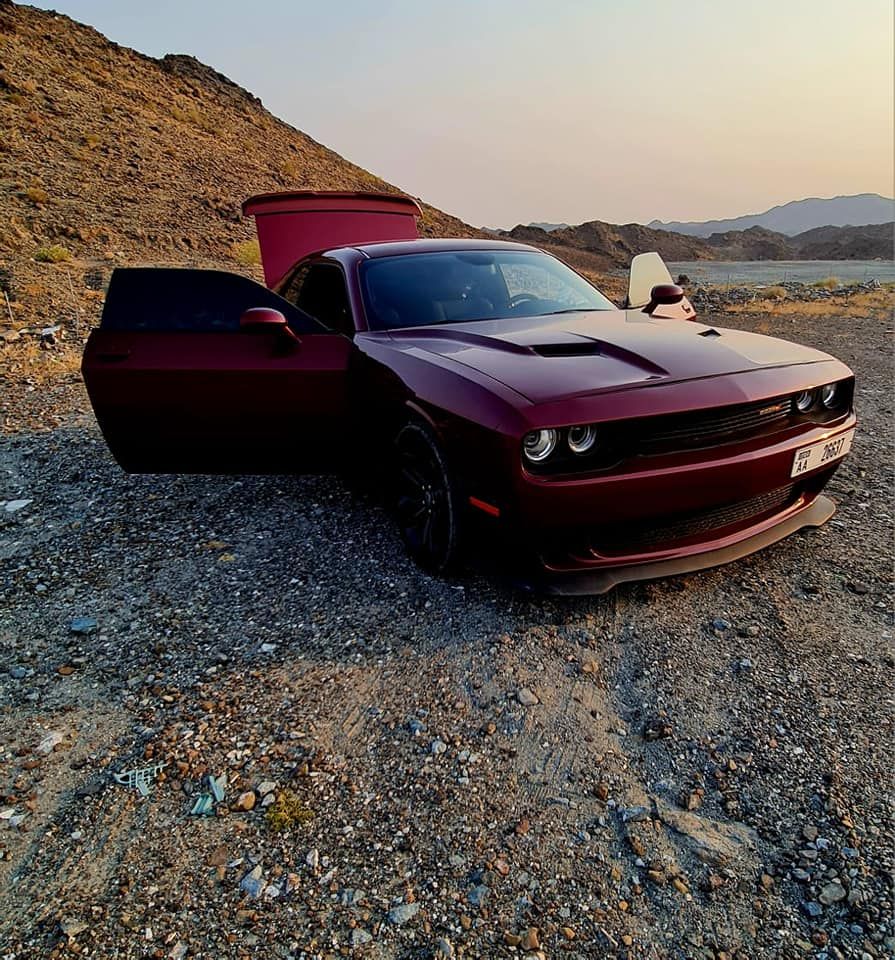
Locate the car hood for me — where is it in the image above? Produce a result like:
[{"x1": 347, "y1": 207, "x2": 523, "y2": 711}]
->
[{"x1": 384, "y1": 309, "x2": 834, "y2": 403}]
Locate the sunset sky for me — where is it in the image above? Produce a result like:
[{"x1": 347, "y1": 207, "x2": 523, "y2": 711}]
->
[{"x1": 31, "y1": 0, "x2": 894, "y2": 227}]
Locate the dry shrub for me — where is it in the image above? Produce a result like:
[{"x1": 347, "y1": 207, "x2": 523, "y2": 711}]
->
[
  {"x1": 1, "y1": 339, "x2": 82, "y2": 385},
  {"x1": 169, "y1": 104, "x2": 191, "y2": 123},
  {"x1": 725, "y1": 288, "x2": 894, "y2": 319},
  {"x1": 84, "y1": 133, "x2": 101, "y2": 148},
  {"x1": 24, "y1": 186, "x2": 49, "y2": 205},
  {"x1": 170, "y1": 102, "x2": 217, "y2": 133},
  {"x1": 34, "y1": 245, "x2": 71, "y2": 263},
  {"x1": 762, "y1": 285, "x2": 787, "y2": 300},
  {"x1": 265, "y1": 790, "x2": 314, "y2": 831},
  {"x1": 813, "y1": 276, "x2": 839, "y2": 290},
  {"x1": 232, "y1": 238, "x2": 261, "y2": 266}
]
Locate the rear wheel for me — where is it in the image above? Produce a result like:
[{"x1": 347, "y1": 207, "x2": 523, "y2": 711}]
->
[{"x1": 394, "y1": 422, "x2": 463, "y2": 574}]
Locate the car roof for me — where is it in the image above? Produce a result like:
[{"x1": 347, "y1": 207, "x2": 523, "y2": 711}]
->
[{"x1": 335, "y1": 237, "x2": 542, "y2": 259}]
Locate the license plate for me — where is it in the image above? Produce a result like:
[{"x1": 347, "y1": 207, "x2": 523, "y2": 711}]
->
[{"x1": 791, "y1": 428, "x2": 854, "y2": 478}]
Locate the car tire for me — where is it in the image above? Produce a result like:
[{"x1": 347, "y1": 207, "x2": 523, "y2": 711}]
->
[{"x1": 394, "y1": 421, "x2": 464, "y2": 574}]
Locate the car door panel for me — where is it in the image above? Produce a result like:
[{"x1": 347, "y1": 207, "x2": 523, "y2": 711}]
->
[{"x1": 82, "y1": 268, "x2": 351, "y2": 473}]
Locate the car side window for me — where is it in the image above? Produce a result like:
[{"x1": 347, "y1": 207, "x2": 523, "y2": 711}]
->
[
  {"x1": 281, "y1": 263, "x2": 355, "y2": 337},
  {"x1": 99, "y1": 268, "x2": 325, "y2": 334}
]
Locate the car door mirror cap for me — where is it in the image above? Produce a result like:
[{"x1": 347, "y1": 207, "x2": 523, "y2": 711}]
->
[
  {"x1": 240, "y1": 307, "x2": 288, "y2": 330},
  {"x1": 644, "y1": 284, "x2": 697, "y2": 320},
  {"x1": 647, "y1": 283, "x2": 684, "y2": 308}
]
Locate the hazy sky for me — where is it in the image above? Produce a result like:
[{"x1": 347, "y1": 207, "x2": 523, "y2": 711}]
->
[{"x1": 30, "y1": 0, "x2": 894, "y2": 227}]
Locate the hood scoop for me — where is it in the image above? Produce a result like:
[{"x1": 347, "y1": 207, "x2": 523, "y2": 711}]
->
[
  {"x1": 531, "y1": 341, "x2": 602, "y2": 357},
  {"x1": 699, "y1": 327, "x2": 722, "y2": 338}
]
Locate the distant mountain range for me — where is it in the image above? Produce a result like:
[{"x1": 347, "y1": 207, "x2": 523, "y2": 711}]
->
[
  {"x1": 647, "y1": 193, "x2": 894, "y2": 237},
  {"x1": 500, "y1": 219, "x2": 894, "y2": 277},
  {"x1": 528, "y1": 222, "x2": 570, "y2": 233}
]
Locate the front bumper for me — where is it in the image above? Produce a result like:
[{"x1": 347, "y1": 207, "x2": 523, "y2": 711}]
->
[
  {"x1": 524, "y1": 494, "x2": 835, "y2": 594},
  {"x1": 486, "y1": 416, "x2": 855, "y2": 589}
]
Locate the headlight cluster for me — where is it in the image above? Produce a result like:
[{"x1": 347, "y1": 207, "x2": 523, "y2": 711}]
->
[
  {"x1": 794, "y1": 382, "x2": 844, "y2": 413},
  {"x1": 523, "y1": 425, "x2": 599, "y2": 463}
]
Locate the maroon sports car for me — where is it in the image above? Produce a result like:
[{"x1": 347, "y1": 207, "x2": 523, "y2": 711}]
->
[{"x1": 82, "y1": 191, "x2": 856, "y2": 593}]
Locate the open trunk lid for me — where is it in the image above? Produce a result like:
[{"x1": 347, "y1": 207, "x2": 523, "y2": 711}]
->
[{"x1": 242, "y1": 190, "x2": 422, "y2": 288}]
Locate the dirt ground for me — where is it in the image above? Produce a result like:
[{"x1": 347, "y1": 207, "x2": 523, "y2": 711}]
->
[{"x1": 0, "y1": 302, "x2": 892, "y2": 959}]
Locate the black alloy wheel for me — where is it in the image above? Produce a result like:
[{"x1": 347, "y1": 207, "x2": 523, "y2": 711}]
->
[{"x1": 394, "y1": 422, "x2": 462, "y2": 574}]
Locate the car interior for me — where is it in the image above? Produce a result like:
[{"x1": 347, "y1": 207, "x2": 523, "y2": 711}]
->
[
  {"x1": 366, "y1": 258, "x2": 511, "y2": 328},
  {"x1": 286, "y1": 263, "x2": 355, "y2": 337}
]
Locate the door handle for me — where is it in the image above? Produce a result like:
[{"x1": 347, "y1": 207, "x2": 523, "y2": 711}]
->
[{"x1": 97, "y1": 351, "x2": 131, "y2": 362}]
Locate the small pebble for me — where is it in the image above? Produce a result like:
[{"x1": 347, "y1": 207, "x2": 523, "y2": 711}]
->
[{"x1": 387, "y1": 902, "x2": 420, "y2": 925}]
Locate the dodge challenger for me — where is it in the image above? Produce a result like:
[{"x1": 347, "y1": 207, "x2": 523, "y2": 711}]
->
[{"x1": 82, "y1": 191, "x2": 856, "y2": 593}]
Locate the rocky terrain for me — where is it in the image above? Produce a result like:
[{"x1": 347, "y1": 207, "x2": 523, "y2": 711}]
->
[
  {"x1": 1, "y1": 4, "x2": 894, "y2": 958},
  {"x1": 1, "y1": 292, "x2": 892, "y2": 960}
]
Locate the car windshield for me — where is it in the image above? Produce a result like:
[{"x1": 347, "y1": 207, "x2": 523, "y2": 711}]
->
[{"x1": 360, "y1": 249, "x2": 616, "y2": 330}]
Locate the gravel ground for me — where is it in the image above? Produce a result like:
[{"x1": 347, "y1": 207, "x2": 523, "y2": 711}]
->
[{"x1": 0, "y1": 307, "x2": 892, "y2": 960}]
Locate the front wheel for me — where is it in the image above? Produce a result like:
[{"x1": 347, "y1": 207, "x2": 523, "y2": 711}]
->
[{"x1": 394, "y1": 422, "x2": 464, "y2": 574}]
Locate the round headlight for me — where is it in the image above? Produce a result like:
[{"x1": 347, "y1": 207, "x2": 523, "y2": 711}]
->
[
  {"x1": 795, "y1": 390, "x2": 815, "y2": 413},
  {"x1": 820, "y1": 383, "x2": 839, "y2": 409},
  {"x1": 522, "y1": 428, "x2": 558, "y2": 462},
  {"x1": 568, "y1": 424, "x2": 597, "y2": 454}
]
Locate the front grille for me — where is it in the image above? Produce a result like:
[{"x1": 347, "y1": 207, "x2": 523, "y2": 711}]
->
[
  {"x1": 633, "y1": 396, "x2": 794, "y2": 452},
  {"x1": 525, "y1": 396, "x2": 798, "y2": 476},
  {"x1": 589, "y1": 483, "x2": 798, "y2": 555},
  {"x1": 524, "y1": 381, "x2": 853, "y2": 478}
]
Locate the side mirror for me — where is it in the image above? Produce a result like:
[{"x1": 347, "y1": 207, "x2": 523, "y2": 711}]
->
[
  {"x1": 645, "y1": 283, "x2": 696, "y2": 320},
  {"x1": 240, "y1": 307, "x2": 288, "y2": 330},
  {"x1": 648, "y1": 283, "x2": 684, "y2": 307}
]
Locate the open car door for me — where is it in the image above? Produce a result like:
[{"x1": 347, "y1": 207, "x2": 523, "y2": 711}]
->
[{"x1": 82, "y1": 269, "x2": 352, "y2": 473}]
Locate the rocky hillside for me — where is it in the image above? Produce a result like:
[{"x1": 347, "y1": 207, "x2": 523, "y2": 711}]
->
[
  {"x1": 506, "y1": 219, "x2": 894, "y2": 272},
  {"x1": 0, "y1": 1, "x2": 481, "y2": 333},
  {"x1": 703, "y1": 226, "x2": 793, "y2": 261},
  {"x1": 790, "y1": 221, "x2": 894, "y2": 261},
  {"x1": 703, "y1": 222, "x2": 893, "y2": 262},
  {"x1": 504, "y1": 220, "x2": 715, "y2": 271},
  {"x1": 0, "y1": 1, "x2": 888, "y2": 348}
]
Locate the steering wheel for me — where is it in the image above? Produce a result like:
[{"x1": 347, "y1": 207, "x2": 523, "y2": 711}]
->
[{"x1": 507, "y1": 293, "x2": 540, "y2": 311}]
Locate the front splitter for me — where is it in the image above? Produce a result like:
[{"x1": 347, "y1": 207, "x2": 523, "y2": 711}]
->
[{"x1": 521, "y1": 495, "x2": 836, "y2": 596}]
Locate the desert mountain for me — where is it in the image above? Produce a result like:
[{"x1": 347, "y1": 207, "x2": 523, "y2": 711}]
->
[
  {"x1": 1, "y1": 0, "x2": 889, "y2": 350},
  {"x1": 503, "y1": 218, "x2": 893, "y2": 271},
  {"x1": 503, "y1": 221, "x2": 715, "y2": 272},
  {"x1": 527, "y1": 222, "x2": 570, "y2": 233},
  {"x1": 649, "y1": 193, "x2": 895, "y2": 237},
  {"x1": 702, "y1": 226, "x2": 792, "y2": 261},
  {"x1": 0, "y1": 1, "x2": 483, "y2": 332},
  {"x1": 789, "y1": 221, "x2": 894, "y2": 261},
  {"x1": 702, "y1": 223, "x2": 893, "y2": 262}
]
